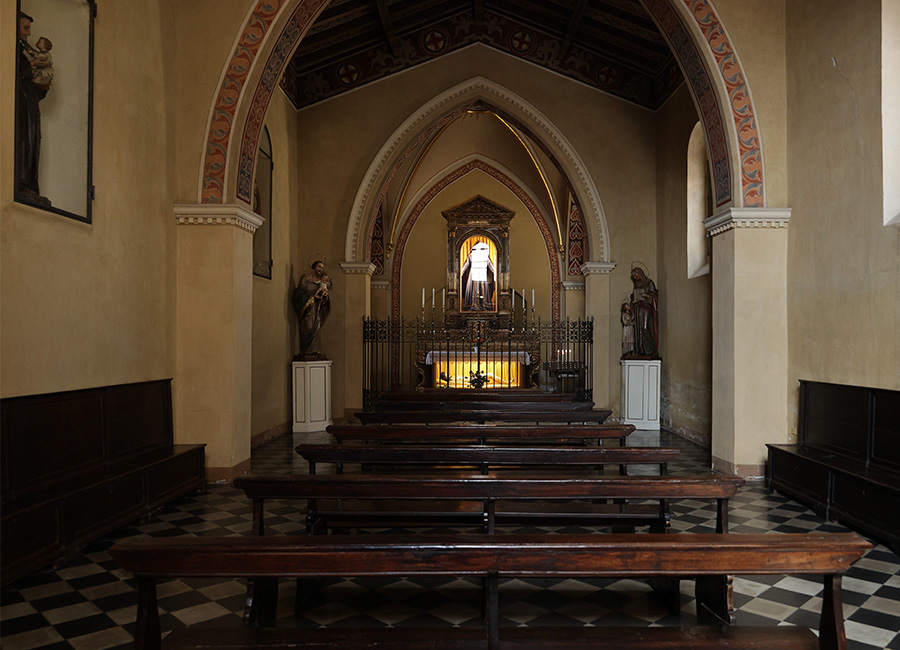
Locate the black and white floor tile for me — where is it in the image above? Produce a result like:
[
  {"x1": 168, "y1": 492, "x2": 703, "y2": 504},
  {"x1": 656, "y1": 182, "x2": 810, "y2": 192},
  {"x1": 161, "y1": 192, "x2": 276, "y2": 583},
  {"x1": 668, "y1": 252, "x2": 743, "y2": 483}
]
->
[{"x1": 2, "y1": 429, "x2": 898, "y2": 650}]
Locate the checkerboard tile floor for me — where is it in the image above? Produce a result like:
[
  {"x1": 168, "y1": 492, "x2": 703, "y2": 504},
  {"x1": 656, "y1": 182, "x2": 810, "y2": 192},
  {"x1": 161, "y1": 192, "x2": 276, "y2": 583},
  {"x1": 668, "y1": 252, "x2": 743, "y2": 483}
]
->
[{"x1": 2, "y1": 429, "x2": 898, "y2": 650}]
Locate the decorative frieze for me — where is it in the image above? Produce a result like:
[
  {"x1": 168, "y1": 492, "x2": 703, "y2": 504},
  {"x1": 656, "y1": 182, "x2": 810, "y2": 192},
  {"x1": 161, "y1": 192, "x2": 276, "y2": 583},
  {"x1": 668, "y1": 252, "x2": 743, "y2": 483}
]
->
[
  {"x1": 580, "y1": 262, "x2": 617, "y2": 275},
  {"x1": 704, "y1": 208, "x2": 791, "y2": 237},
  {"x1": 174, "y1": 203, "x2": 264, "y2": 233},
  {"x1": 339, "y1": 261, "x2": 376, "y2": 276}
]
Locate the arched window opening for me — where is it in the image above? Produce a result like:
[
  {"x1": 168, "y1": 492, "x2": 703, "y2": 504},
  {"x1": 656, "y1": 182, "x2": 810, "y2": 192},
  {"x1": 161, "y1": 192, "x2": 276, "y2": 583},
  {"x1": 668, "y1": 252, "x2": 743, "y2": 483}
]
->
[
  {"x1": 253, "y1": 126, "x2": 273, "y2": 278},
  {"x1": 687, "y1": 122, "x2": 712, "y2": 278}
]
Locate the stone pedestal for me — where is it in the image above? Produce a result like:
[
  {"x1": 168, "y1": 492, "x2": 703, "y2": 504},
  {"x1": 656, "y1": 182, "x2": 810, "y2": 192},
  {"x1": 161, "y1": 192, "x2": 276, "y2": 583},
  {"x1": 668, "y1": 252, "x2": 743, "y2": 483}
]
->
[
  {"x1": 620, "y1": 359, "x2": 661, "y2": 430},
  {"x1": 292, "y1": 360, "x2": 333, "y2": 432}
]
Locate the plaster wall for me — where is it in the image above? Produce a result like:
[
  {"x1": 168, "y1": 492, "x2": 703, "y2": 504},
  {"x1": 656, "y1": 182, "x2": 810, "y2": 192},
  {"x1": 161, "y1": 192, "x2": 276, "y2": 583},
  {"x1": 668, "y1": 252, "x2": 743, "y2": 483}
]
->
[
  {"x1": 786, "y1": 0, "x2": 900, "y2": 434},
  {"x1": 1, "y1": 1, "x2": 175, "y2": 397},
  {"x1": 296, "y1": 45, "x2": 657, "y2": 415},
  {"x1": 654, "y1": 86, "x2": 712, "y2": 446},
  {"x1": 250, "y1": 89, "x2": 300, "y2": 443},
  {"x1": 171, "y1": 1, "x2": 252, "y2": 203}
]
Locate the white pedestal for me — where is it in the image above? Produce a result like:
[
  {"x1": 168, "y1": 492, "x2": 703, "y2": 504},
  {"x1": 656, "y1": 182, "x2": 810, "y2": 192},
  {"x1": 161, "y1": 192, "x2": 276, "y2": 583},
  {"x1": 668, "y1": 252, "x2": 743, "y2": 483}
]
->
[
  {"x1": 292, "y1": 360, "x2": 333, "y2": 432},
  {"x1": 620, "y1": 360, "x2": 661, "y2": 430}
]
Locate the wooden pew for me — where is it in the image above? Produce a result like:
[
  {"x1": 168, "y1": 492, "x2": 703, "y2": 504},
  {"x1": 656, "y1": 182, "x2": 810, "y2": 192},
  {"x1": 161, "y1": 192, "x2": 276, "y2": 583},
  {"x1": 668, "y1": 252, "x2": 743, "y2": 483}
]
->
[
  {"x1": 111, "y1": 531, "x2": 872, "y2": 650},
  {"x1": 233, "y1": 473, "x2": 743, "y2": 536},
  {"x1": 353, "y1": 409, "x2": 612, "y2": 424},
  {"x1": 295, "y1": 443, "x2": 680, "y2": 476},
  {"x1": 327, "y1": 423, "x2": 633, "y2": 445},
  {"x1": 372, "y1": 400, "x2": 595, "y2": 412},
  {"x1": 376, "y1": 389, "x2": 587, "y2": 403}
]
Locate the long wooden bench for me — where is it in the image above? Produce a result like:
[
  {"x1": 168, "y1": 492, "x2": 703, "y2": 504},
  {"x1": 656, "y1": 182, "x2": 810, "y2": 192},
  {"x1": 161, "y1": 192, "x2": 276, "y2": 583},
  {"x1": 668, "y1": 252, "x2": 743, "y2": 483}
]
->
[
  {"x1": 233, "y1": 473, "x2": 743, "y2": 536},
  {"x1": 353, "y1": 409, "x2": 612, "y2": 424},
  {"x1": 327, "y1": 423, "x2": 633, "y2": 445},
  {"x1": 376, "y1": 389, "x2": 586, "y2": 403},
  {"x1": 295, "y1": 443, "x2": 679, "y2": 476},
  {"x1": 372, "y1": 400, "x2": 595, "y2": 412},
  {"x1": 1, "y1": 380, "x2": 206, "y2": 586},
  {"x1": 110, "y1": 531, "x2": 872, "y2": 650}
]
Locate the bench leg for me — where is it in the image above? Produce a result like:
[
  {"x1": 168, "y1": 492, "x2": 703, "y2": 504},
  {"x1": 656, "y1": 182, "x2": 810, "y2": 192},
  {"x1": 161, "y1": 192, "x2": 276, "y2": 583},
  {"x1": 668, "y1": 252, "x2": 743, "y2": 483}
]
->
[
  {"x1": 486, "y1": 572, "x2": 499, "y2": 650},
  {"x1": 819, "y1": 574, "x2": 847, "y2": 650},
  {"x1": 135, "y1": 578, "x2": 161, "y2": 650},
  {"x1": 244, "y1": 578, "x2": 278, "y2": 627},
  {"x1": 646, "y1": 577, "x2": 681, "y2": 612},
  {"x1": 695, "y1": 574, "x2": 735, "y2": 626}
]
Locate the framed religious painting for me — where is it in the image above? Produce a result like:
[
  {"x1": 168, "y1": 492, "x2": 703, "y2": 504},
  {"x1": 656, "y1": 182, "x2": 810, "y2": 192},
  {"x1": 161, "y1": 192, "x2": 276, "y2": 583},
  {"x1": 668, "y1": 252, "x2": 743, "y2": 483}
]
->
[{"x1": 14, "y1": 0, "x2": 95, "y2": 223}]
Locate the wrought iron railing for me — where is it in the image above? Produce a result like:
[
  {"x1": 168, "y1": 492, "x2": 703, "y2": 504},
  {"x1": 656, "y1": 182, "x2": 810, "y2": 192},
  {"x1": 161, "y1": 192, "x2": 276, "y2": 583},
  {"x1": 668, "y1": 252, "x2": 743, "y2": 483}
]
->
[{"x1": 362, "y1": 316, "x2": 593, "y2": 409}]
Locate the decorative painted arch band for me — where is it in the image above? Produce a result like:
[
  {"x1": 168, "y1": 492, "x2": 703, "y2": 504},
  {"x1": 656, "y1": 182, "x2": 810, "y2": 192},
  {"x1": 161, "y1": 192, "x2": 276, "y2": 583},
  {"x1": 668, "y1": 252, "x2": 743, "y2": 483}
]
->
[
  {"x1": 640, "y1": 0, "x2": 764, "y2": 208},
  {"x1": 389, "y1": 159, "x2": 562, "y2": 324},
  {"x1": 200, "y1": 0, "x2": 764, "y2": 210}
]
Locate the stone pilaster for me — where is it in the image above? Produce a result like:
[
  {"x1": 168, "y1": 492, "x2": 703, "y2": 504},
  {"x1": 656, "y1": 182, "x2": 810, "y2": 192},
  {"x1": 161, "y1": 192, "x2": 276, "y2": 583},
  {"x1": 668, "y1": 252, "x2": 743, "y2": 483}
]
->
[
  {"x1": 704, "y1": 208, "x2": 791, "y2": 477},
  {"x1": 174, "y1": 204, "x2": 263, "y2": 481},
  {"x1": 340, "y1": 262, "x2": 376, "y2": 415},
  {"x1": 581, "y1": 262, "x2": 616, "y2": 410}
]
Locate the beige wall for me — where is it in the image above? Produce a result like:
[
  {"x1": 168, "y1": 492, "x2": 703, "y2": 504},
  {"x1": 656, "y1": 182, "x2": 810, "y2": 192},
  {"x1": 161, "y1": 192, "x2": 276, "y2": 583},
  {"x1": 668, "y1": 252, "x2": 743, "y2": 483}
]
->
[
  {"x1": 654, "y1": 86, "x2": 713, "y2": 446},
  {"x1": 250, "y1": 90, "x2": 301, "y2": 442},
  {"x1": 786, "y1": 0, "x2": 900, "y2": 437},
  {"x1": 1, "y1": 1, "x2": 175, "y2": 397}
]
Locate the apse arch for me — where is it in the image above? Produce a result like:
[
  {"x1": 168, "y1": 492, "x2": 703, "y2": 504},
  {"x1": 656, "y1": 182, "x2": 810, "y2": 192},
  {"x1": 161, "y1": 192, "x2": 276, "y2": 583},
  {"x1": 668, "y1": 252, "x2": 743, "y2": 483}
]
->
[
  {"x1": 346, "y1": 77, "x2": 611, "y2": 268},
  {"x1": 389, "y1": 158, "x2": 563, "y2": 323}
]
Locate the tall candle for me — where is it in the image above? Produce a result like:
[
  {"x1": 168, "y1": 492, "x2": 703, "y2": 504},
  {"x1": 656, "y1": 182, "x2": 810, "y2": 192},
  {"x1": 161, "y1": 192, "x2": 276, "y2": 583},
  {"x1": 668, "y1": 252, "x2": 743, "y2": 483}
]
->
[
  {"x1": 422, "y1": 288, "x2": 425, "y2": 308},
  {"x1": 532, "y1": 289, "x2": 535, "y2": 308},
  {"x1": 442, "y1": 288, "x2": 445, "y2": 307},
  {"x1": 432, "y1": 288, "x2": 435, "y2": 308},
  {"x1": 512, "y1": 291, "x2": 515, "y2": 308}
]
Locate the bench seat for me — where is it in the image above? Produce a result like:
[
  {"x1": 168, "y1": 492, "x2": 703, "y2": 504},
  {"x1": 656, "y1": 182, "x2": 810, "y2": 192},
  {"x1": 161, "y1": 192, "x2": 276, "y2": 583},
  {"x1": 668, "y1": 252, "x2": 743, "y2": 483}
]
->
[
  {"x1": 326, "y1": 424, "x2": 634, "y2": 445},
  {"x1": 156, "y1": 624, "x2": 820, "y2": 650}
]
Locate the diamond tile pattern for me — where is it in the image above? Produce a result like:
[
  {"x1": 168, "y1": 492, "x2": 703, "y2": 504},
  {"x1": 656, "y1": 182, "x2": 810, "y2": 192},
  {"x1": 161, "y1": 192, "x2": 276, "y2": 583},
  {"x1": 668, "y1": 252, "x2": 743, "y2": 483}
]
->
[{"x1": 2, "y1": 429, "x2": 898, "y2": 650}]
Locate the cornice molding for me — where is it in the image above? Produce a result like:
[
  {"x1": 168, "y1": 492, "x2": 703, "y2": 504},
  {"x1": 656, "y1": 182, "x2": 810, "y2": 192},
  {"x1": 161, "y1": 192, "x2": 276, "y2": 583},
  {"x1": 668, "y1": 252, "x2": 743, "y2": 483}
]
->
[
  {"x1": 704, "y1": 208, "x2": 791, "y2": 237},
  {"x1": 340, "y1": 261, "x2": 377, "y2": 276},
  {"x1": 581, "y1": 261, "x2": 617, "y2": 276},
  {"x1": 370, "y1": 280, "x2": 390, "y2": 290},
  {"x1": 174, "y1": 203, "x2": 263, "y2": 233},
  {"x1": 562, "y1": 281, "x2": 586, "y2": 291}
]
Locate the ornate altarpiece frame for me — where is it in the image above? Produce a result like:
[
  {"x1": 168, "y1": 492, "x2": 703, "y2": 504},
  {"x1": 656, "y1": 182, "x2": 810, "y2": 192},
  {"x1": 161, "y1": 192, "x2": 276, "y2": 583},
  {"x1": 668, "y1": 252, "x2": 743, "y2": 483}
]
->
[{"x1": 443, "y1": 196, "x2": 514, "y2": 316}]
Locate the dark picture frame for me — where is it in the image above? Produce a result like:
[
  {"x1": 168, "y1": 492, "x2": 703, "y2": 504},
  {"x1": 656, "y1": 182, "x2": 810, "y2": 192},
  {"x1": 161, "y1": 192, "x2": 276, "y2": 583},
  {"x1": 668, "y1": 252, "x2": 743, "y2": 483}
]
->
[{"x1": 14, "y1": 0, "x2": 95, "y2": 223}]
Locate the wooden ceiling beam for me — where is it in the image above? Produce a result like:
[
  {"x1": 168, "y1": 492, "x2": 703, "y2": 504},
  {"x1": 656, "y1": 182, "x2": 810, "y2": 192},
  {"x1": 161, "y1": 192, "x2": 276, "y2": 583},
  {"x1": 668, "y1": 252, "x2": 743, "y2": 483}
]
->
[
  {"x1": 374, "y1": 0, "x2": 402, "y2": 57},
  {"x1": 560, "y1": 0, "x2": 589, "y2": 60}
]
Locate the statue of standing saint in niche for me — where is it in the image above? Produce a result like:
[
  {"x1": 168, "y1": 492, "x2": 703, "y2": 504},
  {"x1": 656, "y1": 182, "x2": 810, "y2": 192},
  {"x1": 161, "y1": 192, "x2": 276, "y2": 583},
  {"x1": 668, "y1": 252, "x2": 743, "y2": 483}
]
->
[
  {"x1": 461, "y1": 242, "x2": 496, "y2": 311},
  {"x1": 622, "y1": 265, "x2": 660, "y2": 359},
  {"x1": 292, "y1": 257, "x2": 332, "y2": 360}
]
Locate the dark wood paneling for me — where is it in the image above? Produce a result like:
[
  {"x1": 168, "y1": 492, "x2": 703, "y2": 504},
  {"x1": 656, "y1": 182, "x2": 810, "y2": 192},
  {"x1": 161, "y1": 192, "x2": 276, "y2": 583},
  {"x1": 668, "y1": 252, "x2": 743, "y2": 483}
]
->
[
  {"x1": 1, "y1": 499, "x2": 64, "y2": 580},
  {"x1": 104, "y1": 380, "x2": 173, "y2": 460},
  {"x1": 65, "y1": 472, "x2": 146, "y2": 550},
  {"x1": 4, "y1": 389, "x2": 106, "y2": 492},
  {"x1": 146, "y1": 446, "x2": 206, "y2": 506},
  {"x1": 800, "y1": 381, "x2": 868, "y2": 460},
  {"x1": 872, "y1": 390, "x2": 900, "y2": 473}
]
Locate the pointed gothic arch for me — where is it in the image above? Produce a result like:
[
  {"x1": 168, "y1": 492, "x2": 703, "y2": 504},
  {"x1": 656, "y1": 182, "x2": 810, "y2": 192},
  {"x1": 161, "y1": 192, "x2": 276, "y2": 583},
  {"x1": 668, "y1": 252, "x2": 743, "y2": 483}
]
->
[{"x1": 387, "y1": 158, "x2": 564, "y2": 323}]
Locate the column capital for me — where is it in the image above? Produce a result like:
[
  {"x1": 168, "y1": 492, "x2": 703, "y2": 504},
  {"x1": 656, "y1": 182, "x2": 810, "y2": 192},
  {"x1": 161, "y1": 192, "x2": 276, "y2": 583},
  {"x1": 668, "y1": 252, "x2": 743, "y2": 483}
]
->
[
  {"x1": 581, "y1": 261, "x2": 617, "y2": 275},
  {"x1": 174, "y1": 203, "x2": 263, "y2": 233},
  {"x1": 562, "y1": 281, "x2": 585, "y2": 292},
  {"x1": 371, "y1": 279, "x2": 390, "y2": 290},
  {"x1": 340, "y1": 261, "x2": 377, "y2": 276},
  {"x1": 704, "y1": 207, "x2": 791, "y2": 238}
]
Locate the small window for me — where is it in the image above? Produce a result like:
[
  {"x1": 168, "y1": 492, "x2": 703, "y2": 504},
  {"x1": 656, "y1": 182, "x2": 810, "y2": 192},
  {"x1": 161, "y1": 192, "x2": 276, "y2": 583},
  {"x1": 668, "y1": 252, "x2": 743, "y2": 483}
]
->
[
  {"x1": 252, "y1": 126, "x2": 273, "y2": 278},
  {"x1": 686, "y1": 122, "x2": 711, "y2": 278}
]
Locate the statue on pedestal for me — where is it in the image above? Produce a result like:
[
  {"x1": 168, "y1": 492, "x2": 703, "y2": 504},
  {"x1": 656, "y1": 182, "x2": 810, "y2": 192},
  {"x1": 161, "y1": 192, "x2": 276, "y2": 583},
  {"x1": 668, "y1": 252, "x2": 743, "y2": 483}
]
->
[
  {"x1": 292, "y1": 257, "x2": 332, "y2": 360},
  {"x1": 621, "y1": 265, "x2": 659, "y2": 360}
]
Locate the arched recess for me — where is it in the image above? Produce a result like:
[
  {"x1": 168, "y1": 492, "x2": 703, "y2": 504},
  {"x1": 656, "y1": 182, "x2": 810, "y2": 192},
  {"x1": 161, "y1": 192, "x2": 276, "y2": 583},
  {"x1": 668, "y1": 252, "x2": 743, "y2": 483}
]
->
[
  {"x1": 388, "y1": 158, "x2": 563, "y2": 323},
  {"x1": 345, "y1": 77, "x2": 610, "y2": 267},
  {"x1": 197, "y1": 0, "x2": 768, "y2": 217}
]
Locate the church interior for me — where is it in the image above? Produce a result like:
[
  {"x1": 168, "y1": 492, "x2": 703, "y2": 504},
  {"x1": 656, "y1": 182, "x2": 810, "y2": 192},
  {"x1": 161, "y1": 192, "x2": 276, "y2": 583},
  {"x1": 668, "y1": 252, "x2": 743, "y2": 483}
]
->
[{"x1": 2, "y1": 0, "x2": 899, "y2": 649}]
